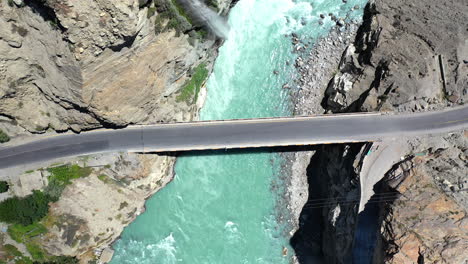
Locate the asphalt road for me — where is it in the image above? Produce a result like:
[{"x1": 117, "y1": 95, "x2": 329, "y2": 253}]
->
[{"x1": 0, "y1": 106, "x2": 467, "y2": 170}]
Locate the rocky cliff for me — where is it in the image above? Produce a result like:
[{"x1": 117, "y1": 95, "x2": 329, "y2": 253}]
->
[
  {"x1": 0, "y1": 0, "x2": 234, "y2": 134},
  {"x1": 0, "y1": 0, "x2": 234, "y2": 262},
  {"x1": 377, "y1": 134, "x2": 467, "y2": 263},
  {"x1": 292, "y1": 0, "x2": 467, "y2": 263}
]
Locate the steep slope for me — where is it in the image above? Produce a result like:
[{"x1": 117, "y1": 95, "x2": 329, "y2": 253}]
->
[
  {"x1": 292, "y1": 0, "x2": 467, "y2": 262},
  {"x1": 0, "y1": 0, "x2": 234, "y2": 134},
  {"x1": 0, "y1": 0, "x2": 234, "y2": 262}
]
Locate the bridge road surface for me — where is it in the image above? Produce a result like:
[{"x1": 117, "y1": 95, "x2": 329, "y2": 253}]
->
[{"x1": 0, "y1": 106, "x2": 467, "y2": 170}]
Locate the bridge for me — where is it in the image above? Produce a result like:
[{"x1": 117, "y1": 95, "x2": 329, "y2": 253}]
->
[{"x1": 0, "y1": 106, "x2": 467, "y2": 170}]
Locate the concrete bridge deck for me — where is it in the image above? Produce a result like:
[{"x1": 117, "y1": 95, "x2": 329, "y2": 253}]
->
[{"x1": 0, "y1": 106, "x2": 467, "y2": 170}]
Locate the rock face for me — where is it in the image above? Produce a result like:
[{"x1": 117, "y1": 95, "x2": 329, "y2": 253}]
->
[
  {"x1": 378, "y1": 136, "x2": 468, "y2": 264},
  {"x1": 292, "y1": 0, "x2": 467, "y2": 263},
  {"x1": 0, "y1": 0, "x2": 234, "y2": 134},
  {"x1": 0, "y1": 4, "x2": 94, "y2": 133},
  {"x1": 40, "y1": 0, "x2": 149, "y2": 64},
  {"x1": 323, "y1": 0, "x2": 468, "y2": 114},
  {"x1": 0, "y1": 0, "x2": 235, "y2": 262},
  {"x1": 41, "y1": 153, "x2": 175, "y2": 262}
]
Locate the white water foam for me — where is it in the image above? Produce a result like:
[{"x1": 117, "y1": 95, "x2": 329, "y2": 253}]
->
[
  {"x1": 113, "y1": 234, "x2": 178, "y2": 264},
  {"x1": 224, "y1": 221, "x2": 243, "y2": 242},
  {"x1": 178, "y1": 0, "x2": 230, "y2": 38}
]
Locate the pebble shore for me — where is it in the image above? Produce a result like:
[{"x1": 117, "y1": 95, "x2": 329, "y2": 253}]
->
[{"x1": 280, "y1": 19, "x2": 363, "y2": 256}]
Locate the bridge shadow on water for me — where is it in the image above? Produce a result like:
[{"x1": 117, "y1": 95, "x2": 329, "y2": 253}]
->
[{"x1": 149, "y1": 145, "x2": 316, "y2": 158}]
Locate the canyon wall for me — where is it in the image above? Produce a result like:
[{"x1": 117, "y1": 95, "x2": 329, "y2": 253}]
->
[
  {"x1": 292, "y1": 0, "x2": 467, "y2": 262},
  {"x1": 0, "y1": 0, "x2": 235, "y2": 262}
]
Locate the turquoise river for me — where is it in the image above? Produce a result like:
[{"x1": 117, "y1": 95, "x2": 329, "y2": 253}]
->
[{"x1": 111, "y1": 0, "x2": 367, "y2": 263}]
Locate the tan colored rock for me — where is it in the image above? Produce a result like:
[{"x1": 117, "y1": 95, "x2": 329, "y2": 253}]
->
[
  {"x1": 43, "y1": 0, "x2": 147, "y2": 65},
  {"x1": 99, "y1": 247, "x2": 114, "y2": 263},
  {"x1": 382, "y1": 166, "x2": 468, "y2": 264},
  {"x1": 0, "y1": 4, "x2": 99, "y2": 133},
  {"x1": 82, "y1": 30, "x2": 208, "y2": 125},
  {"x1": 390, "y1": 233, "x2": 420, "y2": 264},
  {"x1": 40, "y1": 153, "x2": 175, "y2": 261},
  {"x1": 10, "y1": 171, "x2": 47, "y2": 197},
  {"x1": 0, "y1": 0, "x2": 221, "y2": 134},
  {"x1": 323, "y1": 0, "x2": 467, "y2": 113}
]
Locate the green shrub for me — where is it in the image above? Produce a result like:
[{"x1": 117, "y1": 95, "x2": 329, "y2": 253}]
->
[
  {"x1": 198, "y1": 29, "x2": 208, "y2": 39},
  {"x1": 26, "y1": 243, "x2": 45, "y2": 261},
  {"x1": 0, "y1": 244, "x2": 33, "y2": 264},
  {"x1": 2, "y1": 244, "x2": 33, "y2": 264},
  {"x1": 44, "y1": 164, "x2": 92, "y2": 200},
  {"x1": 0, "y1": 191, "x2": 52, "y2": 226},
  {"x1": 7, "y1": 221, "x2": 78, "y2": 262},
  {"x1": 153, "y1": 0, "x2": 192, "y2": 36},
  {"x1": 0, "y1": 181, "x2": 8, "y2": 193},
  {"x1": 97, "y1": 174, "x2": 109, "y2": 182},
  {"x1": 4, "y1": 244, "x2": 22, "y2": 257},
  {"x1": 17, "y1": 258, "x2": 33, "y2": 264},
  {"x1": 147, "y1": 7, "x2": 156, "y2": 18},
  {"x1": 0, "y1": 129, "x2": 9, "y2": 143},
  {"x1": 170, "y1": 0, "x2": 192, "y2": 24},
  {"x1": 0, "y1": 165, "x2": 91, "y2": 225},
  {"x1": 47, "y1": 164, "x2": 92, "y2": 186},
  {"x1": 39, "y1": 256, "x2": 79, "y2": 264},
  {"x1": 44, "y1": 178, "x2": 65, "y2": 201},
  {"x1": 8, "y1": 223, "x2": 47, "y2": 243},
  {"x1": 176, "y1": 63, "x2": 208, "y2": 103},
  {"x1": 205, "y1": 0, "x2": 219, "y2": 11}
]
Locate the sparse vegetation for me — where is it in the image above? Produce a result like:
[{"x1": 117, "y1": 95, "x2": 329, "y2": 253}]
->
[
  {"x1": 8, "y1": 223, "x2": 47, "y2": 243},
  {"x1": 147, "y1": 7, "x2": 156, "y2": 18},
  {"x1": 197, "y1": 29, "x2": 208, "y2": 39},
  {"x1": 45, "y1": 164, "x2": 92, "y2": 200},
  {"x1": 1, "y1": 244, "x2": 33, "y2": 264},
  {"x1": 4, "y1": 244, "x2": 23, "y2": 258},
  {"x1": 47, "y1": 164, "x2": 92, "y2": 186},
  {"x1": 377, "y1": 94, "x2": 389, "y2": 101},
  {"x1": 97, "y1": 174, "x2": 108, "y2": 183},
  {"x1": 176, "y1": 63, "x2": 208, "y2": 103},
  {"x1": 4, "y1": 227, "x2": 78, "y2": 263},
  {"x1": 0, "y1": 164, "x2": 92, "y2": 226},
  {"x1": 0, "y1": 129, "x2": 10, "y2": 143},
  {"x1": 119, "y1": 201, "x2": 129, "y2": 210},
  {"x1": 3, "y1": 194, "x2": 82, "y2": 263},
  {"x1": 154, "y1": 0, "x2": 191, "y2": 36},
  {"x1": 0, "y1": 181, "x2": 8, "y2": 193},
  {"x1": 26, "y1": 243, "x2": 45, "y2": 261},
  {"x1": 40, "y1": 256, "x2": 80, "y2": 264},
  {"x1": 205, "y1": 0, "x2": 219, "y2": 11},
  {"x1": 170, "y1": 0, "x2": 192, "y2": 24}
]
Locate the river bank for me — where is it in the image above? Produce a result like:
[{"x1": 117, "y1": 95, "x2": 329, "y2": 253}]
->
[
  {"x1": 282, "y1": 18, "x2": 364, "y2": 262},
  {"x1": 287, "y1": 20, "x2": 362, "y2": 210},
  {"x1": 287, "y1": 0, "x2": 468, "y2": 262}
]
